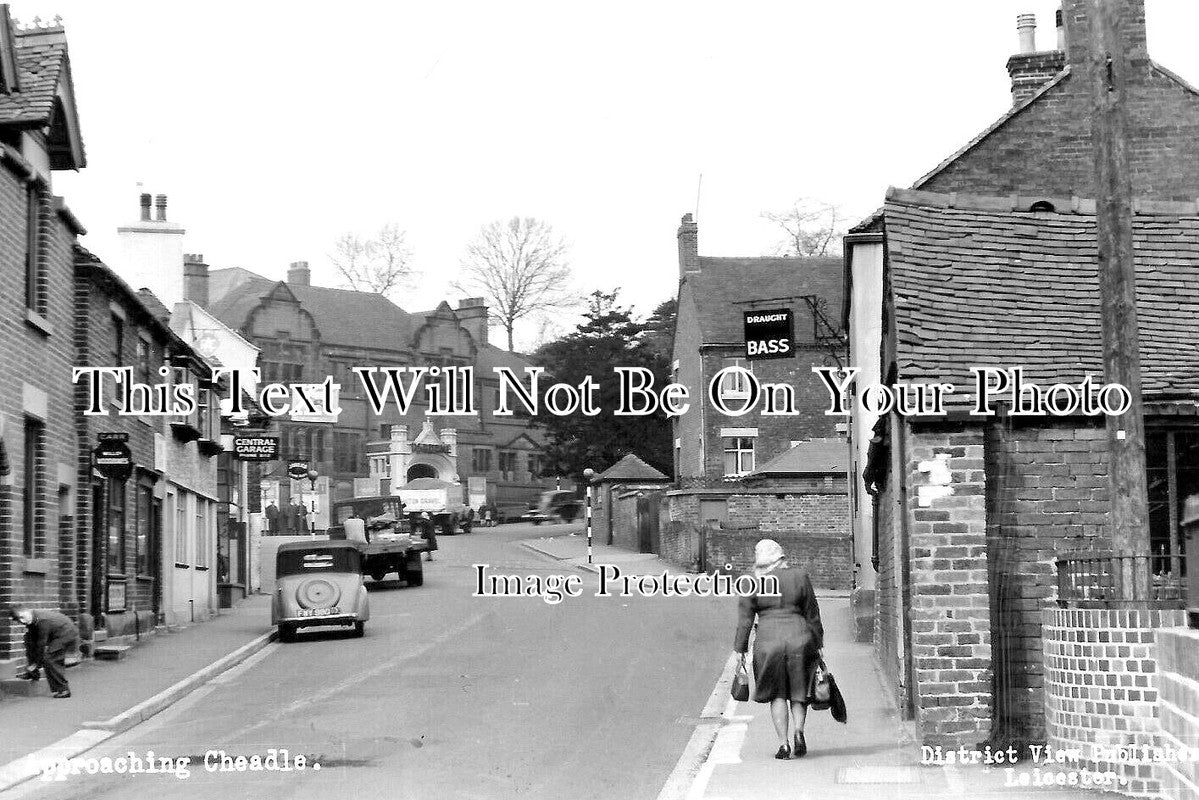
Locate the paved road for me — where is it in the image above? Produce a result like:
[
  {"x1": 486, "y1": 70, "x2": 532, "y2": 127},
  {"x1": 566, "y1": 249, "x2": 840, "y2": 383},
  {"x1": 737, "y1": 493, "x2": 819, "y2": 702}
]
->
[{"x1": 12, "y1": 523, "x2": 731, "y2": 800}]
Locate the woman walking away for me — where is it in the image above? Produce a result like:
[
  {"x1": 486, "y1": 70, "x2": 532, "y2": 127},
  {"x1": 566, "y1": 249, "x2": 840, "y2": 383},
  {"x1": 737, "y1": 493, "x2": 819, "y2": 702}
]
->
[{"x1": 733, "y1": 539, "x2": 824, "y2": 760}]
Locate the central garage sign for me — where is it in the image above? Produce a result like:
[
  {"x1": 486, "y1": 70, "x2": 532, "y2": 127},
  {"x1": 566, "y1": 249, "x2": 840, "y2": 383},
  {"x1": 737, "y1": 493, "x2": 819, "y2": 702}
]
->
[{"x1": 743, "y1": 309, "x2": 794, "y2": 360}]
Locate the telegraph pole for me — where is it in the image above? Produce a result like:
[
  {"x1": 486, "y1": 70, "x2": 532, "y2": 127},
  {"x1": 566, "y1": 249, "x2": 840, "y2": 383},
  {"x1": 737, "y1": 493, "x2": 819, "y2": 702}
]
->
[{"x1": 1089, "y1": 0, "x2": 1149, "y2": 574}]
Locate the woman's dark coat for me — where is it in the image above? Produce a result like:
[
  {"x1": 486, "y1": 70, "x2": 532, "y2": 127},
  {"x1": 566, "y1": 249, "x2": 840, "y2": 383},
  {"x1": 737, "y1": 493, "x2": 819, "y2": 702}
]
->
[{"x1": 734, "y1": 567, "x2": 823, "y2": 703}]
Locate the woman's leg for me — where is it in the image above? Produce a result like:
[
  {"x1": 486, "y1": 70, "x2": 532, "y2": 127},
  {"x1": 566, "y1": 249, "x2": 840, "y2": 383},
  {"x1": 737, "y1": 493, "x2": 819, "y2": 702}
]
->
[
  {"x1": 789, "y1": 700, "x2": 808, "y2": 736},
  {"x1": 769, "y1": 699, "x2": 791, "y2": 748}
]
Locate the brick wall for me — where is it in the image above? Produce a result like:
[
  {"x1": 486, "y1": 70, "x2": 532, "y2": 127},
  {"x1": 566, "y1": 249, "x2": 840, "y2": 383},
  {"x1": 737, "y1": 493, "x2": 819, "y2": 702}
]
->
[
  {"x1": 1044, "y1": 608, "x2": 1186, "y2": 798},
  {"x1": 919, "y1": 59, "x2": 1199, "y2": 201},
  {"x1": 705, "y1": 528, "x2": 851, "y2": 591},
  {"x1": 0, "y1": 153, "x2": 82, "y2": 660},
  {"x1": 905, "y1": 425, "x2": 993, "y2": 747},
  {"x1": 1157, "y1": 626, "x2": 1199, "y2": 800},
  {"x1": 659, "y1": 481, "x2": 852, "y2": 589},
  {"x1": 985, "y1": 421, "x2": 1112, "y2": 744}
]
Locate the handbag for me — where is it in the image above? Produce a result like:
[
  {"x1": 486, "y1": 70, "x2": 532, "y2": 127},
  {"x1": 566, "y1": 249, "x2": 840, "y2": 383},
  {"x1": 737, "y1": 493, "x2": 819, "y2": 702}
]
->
[
  {"x1": 809, "y1": 655, "x2": 847, "y2": 723},
  {"x1": 731, "y1": 654, "x2": 750, "y2": 702}
]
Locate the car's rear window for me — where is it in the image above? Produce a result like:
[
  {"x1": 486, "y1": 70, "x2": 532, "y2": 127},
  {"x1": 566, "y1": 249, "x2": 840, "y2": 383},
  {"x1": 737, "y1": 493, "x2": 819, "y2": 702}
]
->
[{"x1": 277, "y1": 548, "x2": 360, "y2": 575}]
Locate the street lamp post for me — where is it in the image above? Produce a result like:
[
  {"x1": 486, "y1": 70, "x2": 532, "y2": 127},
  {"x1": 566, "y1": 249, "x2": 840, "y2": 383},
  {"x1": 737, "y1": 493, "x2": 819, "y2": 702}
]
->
[
  {"x1": 307, "y1": 468, "x2": 319, "y2": 536},
  {"x1": 583, "y1": 468, "x2": 595, "y2": 565}
]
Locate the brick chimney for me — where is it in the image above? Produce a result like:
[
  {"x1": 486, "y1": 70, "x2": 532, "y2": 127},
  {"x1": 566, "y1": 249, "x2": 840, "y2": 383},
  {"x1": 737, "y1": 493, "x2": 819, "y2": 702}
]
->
[
  {"x1": 456, "y1": 297, "x2": 489, "y2": 347},
  {"x1": 1006, "y1": 12, "x2": 1066, "y2": 106},
  {"x1": 1060, "y1": 0, "x2": 1149, "y2": 80},
  {"x1": 183, "y1": 253, "x2": 209, "y2": 308},
  {"x1": 677, "y1": 213, "x2": 699, "y2": 276},
  {"x1": 287, "y1": 260, "x2": 311, "y2": 287}
]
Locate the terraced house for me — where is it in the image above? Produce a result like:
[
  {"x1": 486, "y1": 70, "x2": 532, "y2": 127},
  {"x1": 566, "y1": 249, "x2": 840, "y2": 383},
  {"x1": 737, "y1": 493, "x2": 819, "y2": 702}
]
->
[{"x1": 0, "y1": 9, "x2": 87, "y2": 664}]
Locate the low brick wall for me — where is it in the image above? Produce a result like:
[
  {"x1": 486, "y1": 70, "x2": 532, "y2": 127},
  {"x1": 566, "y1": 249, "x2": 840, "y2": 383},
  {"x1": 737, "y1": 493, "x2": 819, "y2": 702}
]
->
[
  {"x1": 1156, "y1": 626, "x2": 1199, "y2": 800},
  {"x1": 1043, "y1": 607, "x2": 1187, "y2": 798},
  {"x1": 705, "y1": 528, "x2": 851, "y2": 590}
]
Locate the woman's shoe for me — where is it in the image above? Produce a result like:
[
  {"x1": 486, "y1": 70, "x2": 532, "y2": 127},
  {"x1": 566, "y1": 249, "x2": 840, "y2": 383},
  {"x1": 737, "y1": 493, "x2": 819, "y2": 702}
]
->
[
  {"x1": 793, "y1": 732, "x2": 807, "y2": 758},
  {"x1": 774, "y1": 745, "x2": 791, "y2": 760},
  {"x1": 52, "y1": 690, "x2": 71, "y2": 699}
]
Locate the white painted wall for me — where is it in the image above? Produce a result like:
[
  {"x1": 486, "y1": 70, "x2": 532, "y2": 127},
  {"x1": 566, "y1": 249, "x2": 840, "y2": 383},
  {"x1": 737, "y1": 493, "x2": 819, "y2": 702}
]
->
[
  {"x1": 847, "y1": 236, "x2": 885, "y2": 592},
  {"x1": 116, "y1": 213, "x2": 185, "y2": 307}
]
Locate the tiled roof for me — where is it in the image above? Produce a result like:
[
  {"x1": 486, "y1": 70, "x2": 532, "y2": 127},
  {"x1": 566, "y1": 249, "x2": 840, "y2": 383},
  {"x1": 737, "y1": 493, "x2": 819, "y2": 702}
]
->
[
  {"x1": 683, "y1": 256, "x2": 843, "y2": 345},
  {"x1": 0, "y1": 27, "x2": 67, "y2": 126},
  {"x1": 884, "y1": 189, "x2": 1199, "y2": 406},
  {"x1": 750, "y1": 438, "x2": 848, "y2": 476},
  {"x1": 206, "y1": 269, "x2": 535, "y2": 376},
  {"x1": 593, "y1": 453, "x2": 669, "y2": 483},
  {"x1": 207, "y1": 268, "x2": 416, "y2": 349}
]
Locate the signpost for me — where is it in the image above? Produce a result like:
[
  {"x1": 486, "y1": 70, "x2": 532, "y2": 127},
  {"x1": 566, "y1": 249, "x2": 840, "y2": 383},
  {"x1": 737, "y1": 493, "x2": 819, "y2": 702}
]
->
[
  {"x1": 233, "y1": 435, "x2": 279, "y2": 461},
  {"x1": 93, "y1": 433, "x2": 133, "y2": 481},
  {"x1": 743, "y1": 309, "x2": 795, "y2": 360}
]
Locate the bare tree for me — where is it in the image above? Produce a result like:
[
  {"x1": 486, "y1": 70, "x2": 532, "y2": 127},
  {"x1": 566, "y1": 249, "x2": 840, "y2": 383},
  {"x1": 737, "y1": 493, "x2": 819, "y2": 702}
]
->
[
  {"x1": 330, "y1": 223, "x2": 414, "y2": 298},
  {"x1": 453, "y1": 217, "x2": 575, "y2": 351},
  {"x1": 762, "y1": 198, "x2": 845, "y2": 257}
]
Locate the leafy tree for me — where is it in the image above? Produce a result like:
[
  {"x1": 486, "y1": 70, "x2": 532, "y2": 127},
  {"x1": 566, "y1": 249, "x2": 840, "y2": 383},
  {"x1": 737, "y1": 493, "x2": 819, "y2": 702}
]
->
[
  {"x1": 643, "y1": 298, "x2": 677, "y2": 363},
  {"x1": 532, "y1": 290, "x2": 673, "y2": 483}
]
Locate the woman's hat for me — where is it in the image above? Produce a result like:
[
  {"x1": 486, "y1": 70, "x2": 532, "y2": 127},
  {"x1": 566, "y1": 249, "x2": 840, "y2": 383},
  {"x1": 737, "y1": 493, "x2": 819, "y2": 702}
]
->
[{"x1": 754, "y1": 539, "x2": 786, "y2": 569}]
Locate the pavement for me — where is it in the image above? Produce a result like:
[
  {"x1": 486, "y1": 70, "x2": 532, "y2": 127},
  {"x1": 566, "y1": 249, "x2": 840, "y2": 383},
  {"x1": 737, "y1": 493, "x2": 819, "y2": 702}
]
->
[
  {"x1": 0, "y1": 595, "x2": 275, "y2": 793},
  {"x1": 526, "y1": 532, "x2": 1100, "y2": 800}
]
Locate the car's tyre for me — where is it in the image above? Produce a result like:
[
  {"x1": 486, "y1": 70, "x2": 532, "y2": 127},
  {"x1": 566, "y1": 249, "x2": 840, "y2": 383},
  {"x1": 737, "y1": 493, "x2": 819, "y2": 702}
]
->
[
  {"x1": 407, "y1": 561, "x2": 424, "y2": 587},
  {"x1": 462, "y1": 521, "x2": 473, "y2": 534},
  {"x1": 370, "y1": 569, "x2": 387, "y2": 582},
  {"x1": 353, "y1": 621, "x2": 365, "y2": 638},
  {"x1": 532, "y1": 519, "x2": 542, "y2": 526},
  {"x1": 278, "y1": 623, "x2": 296, "y2": 643}
]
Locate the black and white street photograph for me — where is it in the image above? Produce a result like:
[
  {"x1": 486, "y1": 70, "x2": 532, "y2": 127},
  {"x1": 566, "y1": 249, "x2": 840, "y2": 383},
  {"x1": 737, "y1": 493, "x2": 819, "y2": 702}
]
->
[{"x1": 3, "y1": 1, "x2": 1199, "y2": 798}]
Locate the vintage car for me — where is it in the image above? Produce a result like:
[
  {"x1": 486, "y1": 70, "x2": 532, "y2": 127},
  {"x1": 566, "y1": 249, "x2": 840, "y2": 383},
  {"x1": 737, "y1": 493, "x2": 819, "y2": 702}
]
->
[
  {"x1": 520, "y1": 490, "x2": 583, "y2": 525},
  {"x1": 272, "y1": 541, "x2": 370, "y2": 642}
]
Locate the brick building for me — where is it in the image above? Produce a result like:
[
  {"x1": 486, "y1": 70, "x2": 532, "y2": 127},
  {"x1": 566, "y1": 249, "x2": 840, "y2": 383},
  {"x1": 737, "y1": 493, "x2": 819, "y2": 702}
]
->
[
  {"x1": 845, "y1": 188, "x2": 1199, "y2": 747},
  {"x1": 74, "y1": 250, "x2": 224, "y2": 634},
  {"x1": 841, "y1": 0, "x2": 1199, "y2": 748},
  {"x1": 202, "y1": 264, "x2": 554, "y2": 516},
  {"x1": 590, "y1": 453, "x2": 670, "y2": 552},
  {"x1": 0, "y1": 11, "x2": 87, "y2": 663},
  {"x1": 665, "y1": 213, "x2": 851, "y2": 582}
]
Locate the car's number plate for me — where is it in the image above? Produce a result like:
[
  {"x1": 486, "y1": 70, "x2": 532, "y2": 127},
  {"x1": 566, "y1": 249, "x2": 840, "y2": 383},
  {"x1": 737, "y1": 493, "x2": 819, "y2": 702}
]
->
[{"x1": 297, "y1": 607, "x2": 341, "y2": 617}]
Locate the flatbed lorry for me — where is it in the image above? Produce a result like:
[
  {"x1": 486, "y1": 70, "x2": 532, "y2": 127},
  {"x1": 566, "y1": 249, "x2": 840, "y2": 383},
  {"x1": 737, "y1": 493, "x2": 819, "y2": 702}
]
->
[{"x1": 326, "y1": 496, "x2": 428, "y2": 585}]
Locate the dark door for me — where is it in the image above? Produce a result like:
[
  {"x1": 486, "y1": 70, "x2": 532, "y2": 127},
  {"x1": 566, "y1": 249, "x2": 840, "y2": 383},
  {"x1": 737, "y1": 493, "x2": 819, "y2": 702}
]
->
[{"x1": 636, "y1": 493, "x2": 660, "y2": 554}]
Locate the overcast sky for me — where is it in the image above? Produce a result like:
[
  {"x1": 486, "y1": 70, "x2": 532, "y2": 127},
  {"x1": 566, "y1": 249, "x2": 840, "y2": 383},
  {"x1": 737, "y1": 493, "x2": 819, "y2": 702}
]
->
[{"x1": 12, "y1": 1, "x2": 1199, "y2": 348}]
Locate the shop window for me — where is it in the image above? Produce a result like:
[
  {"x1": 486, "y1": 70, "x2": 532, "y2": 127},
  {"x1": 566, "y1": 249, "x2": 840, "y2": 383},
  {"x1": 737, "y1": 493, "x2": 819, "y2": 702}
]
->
[{"x1": 1146, "y1": 430, "x2": 1199, "y2": 574}]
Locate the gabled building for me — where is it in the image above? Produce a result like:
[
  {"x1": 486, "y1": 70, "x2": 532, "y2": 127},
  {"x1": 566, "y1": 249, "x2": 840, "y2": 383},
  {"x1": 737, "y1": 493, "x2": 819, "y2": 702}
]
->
[
  {"x1": 202, "y1": 263, "x2": 553, "y2": 518},
  {"x1": 0, "y1": 9, "x2": 87, "y2": 664},
  {"x1": 846, "y1": 188, "x2": 1199, "y2": 752},
  {"x1": 663, "y1": 213, "x2": 852, "y2": 586}
]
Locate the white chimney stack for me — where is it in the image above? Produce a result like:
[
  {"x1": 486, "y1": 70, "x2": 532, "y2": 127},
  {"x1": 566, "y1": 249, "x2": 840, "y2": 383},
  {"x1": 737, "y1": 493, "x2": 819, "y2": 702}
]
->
[{"x1": 1017, "y1": 13, "x2": 1037, "y2": 54}]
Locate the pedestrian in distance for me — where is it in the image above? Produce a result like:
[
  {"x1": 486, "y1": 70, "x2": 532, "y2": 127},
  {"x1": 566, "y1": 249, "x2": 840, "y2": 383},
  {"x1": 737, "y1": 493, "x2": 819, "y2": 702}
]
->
[
  {"x1": 732, "y1": 539, "x2": 824, "y2": 760},
  {"x1": 419, "y1": 512, "x2": 437, "y2": 561},
  {"x1": 265, "y1": 501, "x2": 280, "y2": 534},
  {"x1": 9, "y1": 606, "x2": 79, "y2": 698}
]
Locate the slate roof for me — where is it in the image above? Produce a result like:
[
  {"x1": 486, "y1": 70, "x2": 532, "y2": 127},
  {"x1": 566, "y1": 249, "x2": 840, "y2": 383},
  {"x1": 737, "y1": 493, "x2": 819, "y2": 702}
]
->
[
  {"x1": 683, "y1": 256, "x2": 843, "y2": 345},
  {"x1": 0, "y1": 26, "x2": 67, "y2": 126},
  {"x1": 884, "y1": 188, "x2": 1199, "y2": 406},
  {"x1": 207, "y1": 268, "x2": 416, "y2": 349},
  {"x1": 593, "y1": 453, "x2": 670, "y2": 484},
  {"x1": 206, "y1": 267, "x2": 530, "y2": 373},
  {"x1": 750, "y1": 438, "x2": 849, "y2": 476}
]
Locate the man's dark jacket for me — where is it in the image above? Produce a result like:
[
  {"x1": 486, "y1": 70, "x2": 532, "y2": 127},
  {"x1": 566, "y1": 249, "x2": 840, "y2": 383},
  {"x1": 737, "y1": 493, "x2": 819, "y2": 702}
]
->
[{"x1": 27, "y1": 610, "x2": 79, "y2": 656}]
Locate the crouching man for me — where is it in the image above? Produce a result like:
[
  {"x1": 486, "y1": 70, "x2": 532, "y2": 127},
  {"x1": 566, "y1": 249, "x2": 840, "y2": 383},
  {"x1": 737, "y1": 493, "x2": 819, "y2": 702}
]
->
[{"x1": 9, "y1": 606, "x2": 78, "y2": 698}]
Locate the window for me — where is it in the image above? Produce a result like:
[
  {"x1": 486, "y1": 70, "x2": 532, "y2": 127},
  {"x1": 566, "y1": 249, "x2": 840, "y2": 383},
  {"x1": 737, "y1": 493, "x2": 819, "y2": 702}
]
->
[
  {"x1": 379, "y1": 423, "x2": 392, "y2": 439},
  {"x1": 333, "y1": 432, "x2": 362, "y2": 473},
  {"x1": 136, "y1": 337, "x2": 152, "y2": 385},
  {"x1": 107, "y1": 478, "x2": 126, "y2": 572},
  {"x1": 136, "y1": 484, "x2": 154, "y2": 575},
  {"x1": 1146, "y1": 430, "x2": 1199, "y2": 574},
  {"x1": 112, "y1": 317, "x2": 125, "y2": 408},
  {"x1": 472, "y1": 448, "x2": 492, "y2": 472},
  {"x1": 718, "y1": 358, "x2": 752, "y2": 400},
  {"x1": 195, "y1": 499, "x2": 209, "y2": 568},
  {"x1": 498, "y1": 451, "x2": 518, "y2": 475},
  {"x1": 24, "y1": 183, "x2": 42, "y2": 312},
  {"x1": 172, "y1": 493, "x2": 187, "y2": 565},
  {"x1": 22, "y1": 418, "x2": 43, "y2": 557},
  {"x1": 722, "y1": 437, "x2": 755, "y2": 477}
]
